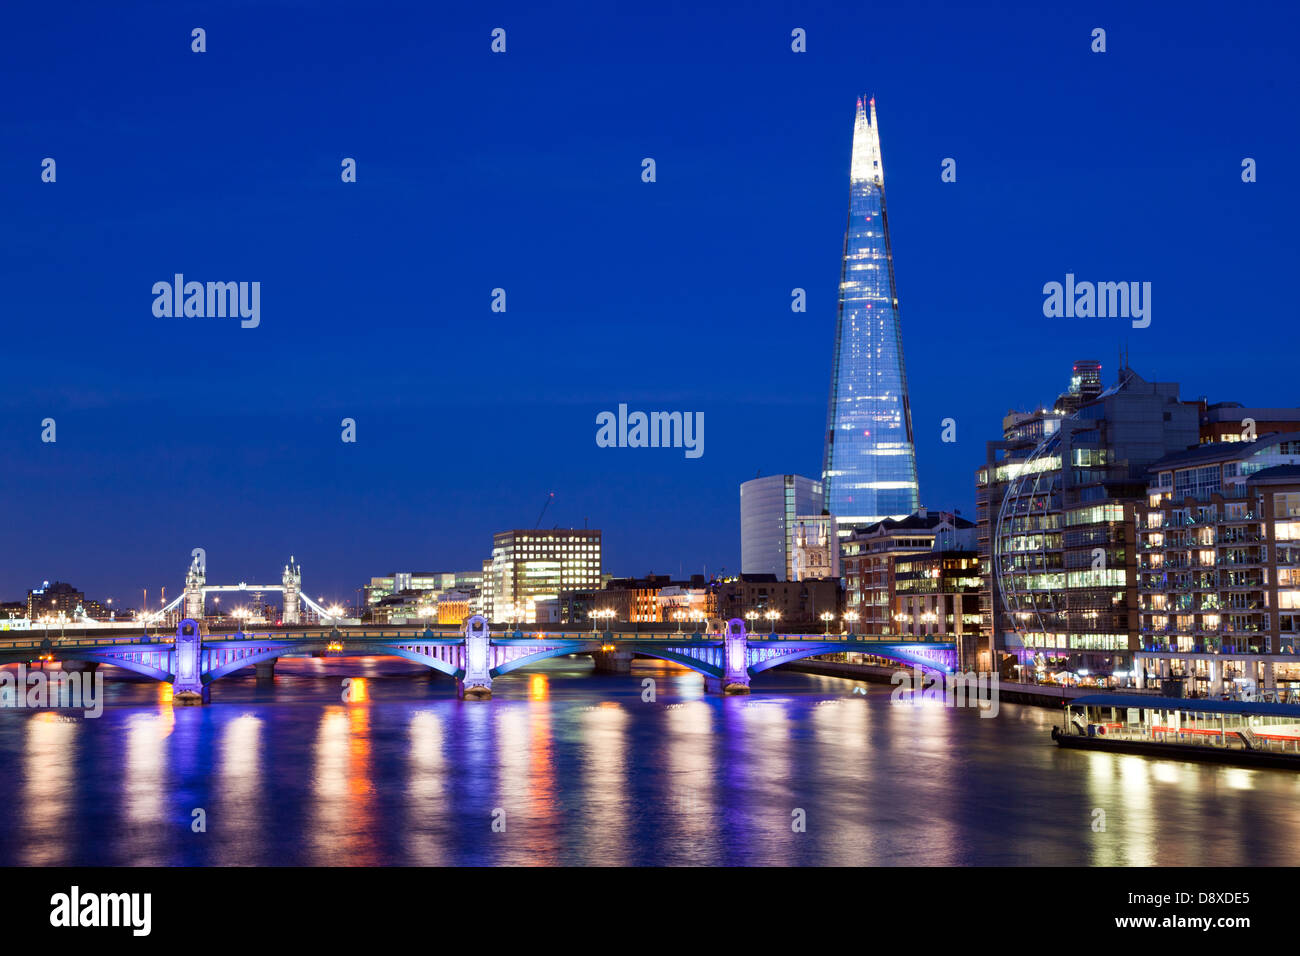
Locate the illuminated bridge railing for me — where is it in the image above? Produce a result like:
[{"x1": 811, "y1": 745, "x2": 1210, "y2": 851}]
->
[
  {"x1": 0, "y1": 616, "x2": 959, "y2": 704},
  {"x1": 0, "y1": 629, "x2": 953, "y2": 649}
]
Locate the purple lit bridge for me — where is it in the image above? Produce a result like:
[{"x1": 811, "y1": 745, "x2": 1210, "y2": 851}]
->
[{"x1": 0, "y1": 616, "x2": 957, "y2": 702}]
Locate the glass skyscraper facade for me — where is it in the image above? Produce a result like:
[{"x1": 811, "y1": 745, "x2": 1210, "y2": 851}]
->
[
  {"x1": 822, "y1": 97, "x2": 920, "y2": 534},
  {"x1": 740, "y1": 474, "x2": 825, "y2": 581}
]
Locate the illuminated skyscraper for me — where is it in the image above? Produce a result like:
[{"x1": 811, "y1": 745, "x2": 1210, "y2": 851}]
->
[{"x1": 822, "y1": 97, "x2": 920, "y2": 534}]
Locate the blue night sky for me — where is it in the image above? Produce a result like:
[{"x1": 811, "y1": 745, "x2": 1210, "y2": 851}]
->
[{"x1": 1, "y1": 0, "x2": 1296, "y2": 607}]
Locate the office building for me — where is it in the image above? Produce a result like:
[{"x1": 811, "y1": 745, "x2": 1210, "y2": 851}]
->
[
  {"x1": 1199, "y1": 403, "x2": 1300, "y2": 444},
  {"x1": 977, "y1": 362, "x2": 1202, "y2": 679},
  {"x1": 26, "y1": 580, "x2": 84, "y2": 622},
  {"x1": 740, "y1": 474, "x2": 825, "y2": 581},
  {"x1": 483, "y1": 529, "x2": 602, "y2": 624},
  {"x1": 821, "y1": 97, "x2": 920, "y2": 534},
  {"x1": 841, "y1": 509, "x2": 975, "y2": 636},
  {"x1": 892, "y1": 549, "x2": 983, "y2": 669},
  {"x1": 714, "y1": 574, "x2": 842, "y2": 631},
  {"x1": 1136, "y1": 435, "x2": 1300, "y2": 696}
]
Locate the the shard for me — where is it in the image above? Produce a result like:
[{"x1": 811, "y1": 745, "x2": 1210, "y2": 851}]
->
[{"x1": 821, "y1": 97, "x2": 921, "y2": 533}]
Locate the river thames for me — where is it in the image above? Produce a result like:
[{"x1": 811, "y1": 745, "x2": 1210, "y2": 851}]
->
[{"x1": 2, "y1": 658, "x2": 1298, "y2": 866}]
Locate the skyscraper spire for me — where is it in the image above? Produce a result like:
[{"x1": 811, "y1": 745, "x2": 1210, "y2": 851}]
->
[
  {"x1": 822, "y1": 97, "x2": 920, "y2": 534},
  {"x1": 850, "y1": 94, "x2": 884, "y2": 185}
]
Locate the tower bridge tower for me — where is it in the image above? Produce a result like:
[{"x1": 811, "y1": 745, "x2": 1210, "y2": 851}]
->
[
  {"x1": 184, "y1": 554, "x2": 206, "y2": 619},
  {"x1": 282, "y1": 555, "x2": 302, "y2": 624}
]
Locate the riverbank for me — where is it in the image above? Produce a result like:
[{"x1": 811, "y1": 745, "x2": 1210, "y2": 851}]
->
[{"x1": 781, "y1": 659, "x2": 1163, "y2": 709}]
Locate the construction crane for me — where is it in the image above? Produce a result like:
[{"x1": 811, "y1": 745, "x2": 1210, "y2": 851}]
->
[{"x1": 535, "y1": 492, "x2": 555, "y2": 529}]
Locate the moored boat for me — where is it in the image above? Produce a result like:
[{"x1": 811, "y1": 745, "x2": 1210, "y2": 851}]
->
[{"x1": 1052, "y1": 694, "x2": 1300, "y2": 769}]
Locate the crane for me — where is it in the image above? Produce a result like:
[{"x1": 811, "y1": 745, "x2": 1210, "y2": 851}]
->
[{"x1": 535, "y1": 492, "x2": 555, "y2": 529}]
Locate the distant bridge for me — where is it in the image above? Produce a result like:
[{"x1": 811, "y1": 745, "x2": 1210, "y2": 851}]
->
[{"x1": 0, "y1": 616, "x2": 958, "y2": 702}]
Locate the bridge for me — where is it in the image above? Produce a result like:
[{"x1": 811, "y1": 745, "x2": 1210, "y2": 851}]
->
[
  {"x1": 0, "y1": 616, "x2": 958, "y2": 703},
  {"x1": 144, "y1": 553, "x2": 345, "y2": 625}
]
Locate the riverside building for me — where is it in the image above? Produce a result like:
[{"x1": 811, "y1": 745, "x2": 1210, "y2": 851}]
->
[
  {"x1": 976, "y1": 362, "x2": 1202, "y2": 681},
  {"x1": 841, "y1": 508, "x2": 974, "y2": 637},
  {"x1": 1136, "y1": 435, "x2": 1300, "y2": 697}
]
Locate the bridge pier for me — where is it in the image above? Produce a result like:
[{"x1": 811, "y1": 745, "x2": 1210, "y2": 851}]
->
[
  {"x1": 591, "y1": 647, "x2": 633, "y2": 674},
  {"x1": 172, "y1": 618, "x2": 206, "y2": 704},
  {"x1": 458, "y1": 615, "x2": 492, "y2": 700},
  {"x1": 704, "y1": 676, "x2": 750, "y2": 695},
  {"x1": 59, "y1": 660, "x2": 99, "y2": 674},
  {"x1": 706, "y1": 618, "x2": 752, "y2": 694},
  {"x1": 254, "y1": 659, "x2": 276, "y2": 681}
]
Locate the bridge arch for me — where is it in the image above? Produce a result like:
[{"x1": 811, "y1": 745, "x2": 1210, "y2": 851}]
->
[
  {"x1": 370, "y1": 643, "x2": 461, "y2": 679},
  {"x1": 489, "y1": 641, "x2": 730, "y2": 679},
  {"x1": 200, "y1": 639, "x2": 464, "y2": 682},
  {"x1": 747, "y1": 642, "x2": 954, "y2": 676},
  {"x1": 615, "y1": 645, "x2": 724, "y2": 679},
  {"x1": 55, "y1": 650, "x2": 173, "y2": 683},
  {"x1": 491, "y1": 641, "x2": 601, "y2": 677},
  {"x1": 203, "y1": 642, "x2": 316, "y2": 683}
]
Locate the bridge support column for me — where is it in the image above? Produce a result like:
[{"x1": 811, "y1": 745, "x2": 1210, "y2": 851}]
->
[
  {"x1": 172, "y1": 618, "x2": 205, "y2": 704},
  {"x1": 457, "y1": 615, "x2": 492, "y2": 700},
  {"x1": 59, "y1": 660, "x2": 99, "y2": 673},
  {"x1": 592, "y1": 647, "x2": 633, "y2": 674},
  {"x1": 255, "y1": 659, "x2": 276, "y2": 681},
  {"x1": 706, "y1": 618, "x2": 751, "y2": 695}
]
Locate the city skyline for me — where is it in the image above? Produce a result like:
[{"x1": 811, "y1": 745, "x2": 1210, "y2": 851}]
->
[
  {"x1": 2, "y1": 2, "x2": 1296, "y2": 605},
  {"x1": 5, "y1": 0, "x2": 1300, "y2": 897}
]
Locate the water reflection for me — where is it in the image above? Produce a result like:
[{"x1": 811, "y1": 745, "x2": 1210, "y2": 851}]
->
[
  {"x1": 218, "y1": 714, "x2": 263, "y2": 853},
  {"x1": 22, "y1": 713, "x2": 75, "y2": 866},
  {"x1": 0, "y1": 656, "x2": 1297, "y2": 865},
  {"x1": 406, "y1": 709, "x2": 445, "y2": 865}
]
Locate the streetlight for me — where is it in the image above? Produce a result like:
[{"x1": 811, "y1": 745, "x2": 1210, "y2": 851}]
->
[
  {"x1": 745, "y1": 610, "x2": 759, "y2": 633},
  {"x1": 821, "y1": 611, "x2": 834, "y2": 635},
  {"x1": 673, "y1": 610, "x2": 686, "y2": 634},
  {"x1": 764, "y1": 609, "x2": 780, "y2": 634},
  {"x1": 842, "y1": 611, "x2": 859, "y2": 635}
]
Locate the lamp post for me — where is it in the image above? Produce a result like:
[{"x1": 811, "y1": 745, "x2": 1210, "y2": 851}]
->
[
  {"x1": 821, "y1": 611, "x2": 834, "y2": 635},
  {"x1": 689, "y1": 609, "x2": 706, "y2": 635},
  {"x1": 764, "y1": 609, "x2": 780, "y2": 636},
  {"x1": 842, "y1": 611, "x2": 859, "y2": 636},
  {"x1": 745, "y1": 610, "x2": 759, "y2": 634},
  {"x1": 592, "y1": 608, "x2": 615, "y2": 636}
]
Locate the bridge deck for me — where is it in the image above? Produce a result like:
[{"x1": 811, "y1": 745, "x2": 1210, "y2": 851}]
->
[{"x1": 0, "y1": 630, "x2": 954, "y2": 653}]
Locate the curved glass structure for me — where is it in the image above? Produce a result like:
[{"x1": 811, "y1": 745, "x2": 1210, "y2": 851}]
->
[
  {"x1": 822, "y1": 97, "x2": 920, "y2": 532},
  {"x1": 993, "y1": 430, "x2": 1066, "y2": 651}
]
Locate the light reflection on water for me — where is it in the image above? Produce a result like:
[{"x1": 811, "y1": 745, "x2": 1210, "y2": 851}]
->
[{"x1": 1, "y1": 656, "x2": 1299, "y2": 866}]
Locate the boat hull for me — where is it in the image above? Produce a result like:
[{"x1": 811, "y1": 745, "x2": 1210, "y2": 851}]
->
[{"x1": 1051, "y1": 726, "x2": 1300, "y2": 770}]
